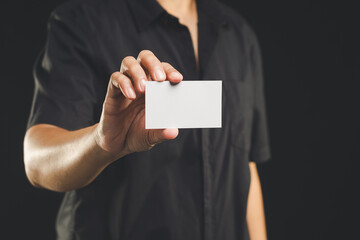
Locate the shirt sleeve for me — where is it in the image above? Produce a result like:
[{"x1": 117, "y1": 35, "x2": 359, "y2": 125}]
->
[
  {"x1": 27, "y1": 6, "x2": 99, "y2": 131},
  {"x1": 248, "y1": 32, "x2": 271, "y2": 163}
]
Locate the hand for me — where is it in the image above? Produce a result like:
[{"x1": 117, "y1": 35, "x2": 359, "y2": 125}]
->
[{"x1": 95, "y1": 50, "x2": 183, "y2": 160}]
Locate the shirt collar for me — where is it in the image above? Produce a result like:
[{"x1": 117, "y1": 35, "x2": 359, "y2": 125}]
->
[{"x1": 126, "y1": 0, "x2": 228, "y2": 32}]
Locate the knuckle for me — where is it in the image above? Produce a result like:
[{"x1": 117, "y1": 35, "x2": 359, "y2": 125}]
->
[
  {"x1": 110, "y1": 72, "x2": 121, "y2": 81},
  {"x1": 128, "y1": 63, "x2": 140, "y2": 73},
  {"x1": 121, "y1": 56, "x2": 135, "y2": 66},
  {"x1": 110, "y1": 79, "x2": 119, "y2": 88},
  {"x1": 117, "y1": 74, "x2": 127, "y2": 85},
  {"x1": 137, "y1": 50, "x2": 155, "y2": 62},
  {"x1": 139, "y1": 49, "x2": 153, "y2": 58}
]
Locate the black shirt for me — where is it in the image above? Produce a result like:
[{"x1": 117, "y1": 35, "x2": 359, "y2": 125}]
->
[{"x1": 27, "y1": 0, "x2": 271, "y2": 239}]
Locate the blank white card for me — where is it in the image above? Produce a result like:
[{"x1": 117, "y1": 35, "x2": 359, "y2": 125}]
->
[{"x1": 145, "y1": 81, "x2": 222, "y2": 129}]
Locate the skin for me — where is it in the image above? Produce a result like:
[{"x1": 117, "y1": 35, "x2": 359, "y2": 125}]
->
[
  {"x1": 24, "y1": 0, "x2": 267, "y2": 239},
  {"x1": 248, "y1": 162, "x2": 268, "y2": 240},
  {"x1": 24, "y1": 52, "x2": 182, "y2": 191}
]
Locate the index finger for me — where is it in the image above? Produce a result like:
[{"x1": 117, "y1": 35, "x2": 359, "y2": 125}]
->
[
  {"x1": 137, "y1": 50, "x2": 166, "y2": 82},
  {"x1": 162, "y1": 62, "x2": 183, "y2": 83}
]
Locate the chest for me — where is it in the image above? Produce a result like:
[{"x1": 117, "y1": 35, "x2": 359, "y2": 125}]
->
[{"x1": 97, "y1": 19, "x2": 255, "y2": 151}]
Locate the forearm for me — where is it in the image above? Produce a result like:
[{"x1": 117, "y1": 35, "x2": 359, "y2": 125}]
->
[
  {"x1": 24, "y1": 124, "x2": 117, "y2": 192},
  {"x1": 23, "y1": 51, "x2": 182, "y2": 192},
  {"x1": 247, "y1": 162, "x2": 267, "y2": 240}
]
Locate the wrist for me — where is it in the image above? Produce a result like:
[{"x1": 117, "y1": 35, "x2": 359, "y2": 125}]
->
[{"x1": 91, "y1": 124, "x2": 123, "y2": 164}]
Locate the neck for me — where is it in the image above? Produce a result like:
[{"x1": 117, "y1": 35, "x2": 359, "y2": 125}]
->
[
  {"x1": 157, "y1": 0, "x2": 196, "y2": 19},
  {"x1": 157, "y1": 0, "x2": 199, "y2": 68}
]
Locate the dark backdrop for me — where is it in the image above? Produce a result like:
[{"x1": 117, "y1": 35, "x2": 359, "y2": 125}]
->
[{"x1": 1, "y1": 0, "x2": 359, "y2": 239}]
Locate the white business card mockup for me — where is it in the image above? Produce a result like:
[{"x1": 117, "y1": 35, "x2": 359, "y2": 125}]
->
[{"x1": 145, "y1": 80, "x2": 222, "y2": 129}]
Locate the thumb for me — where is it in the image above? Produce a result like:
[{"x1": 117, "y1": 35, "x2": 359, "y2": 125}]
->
[{"x1": 147, "y1": 128, "x2": 179, "y2": 146}]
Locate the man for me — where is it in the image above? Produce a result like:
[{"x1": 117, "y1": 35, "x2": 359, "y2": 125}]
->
[{"x1": 24, "y1": 0, "x2": 271, "y2": 239}]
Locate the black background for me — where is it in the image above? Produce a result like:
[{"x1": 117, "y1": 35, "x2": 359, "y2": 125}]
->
[{"x1": 1, "y1": 0, "x2": 359, "y2": 239}]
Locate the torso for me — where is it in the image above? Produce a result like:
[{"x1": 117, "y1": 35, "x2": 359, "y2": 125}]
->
[{"x1": 51, "y1": 1, "x2": 266, "y2": 239}]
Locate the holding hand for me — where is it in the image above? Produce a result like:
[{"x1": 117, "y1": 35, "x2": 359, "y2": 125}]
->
[{"x1": 95, "y1": 50, "x2": 183, "y2": 159}]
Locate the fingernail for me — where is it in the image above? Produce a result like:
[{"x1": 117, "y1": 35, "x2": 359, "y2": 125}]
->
[
  {"x1": 169, "y1": 72, "x2": 182, "y2": 79},
  {"x1": 155, "y1": 69, "x2": 166, "y2": 80},
  {"x1": 140, "y1": 79, "x2": 146, "y2": 91},
  {"x1": 127, "y1": 87, "x2": 136, "y2": 99}
]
